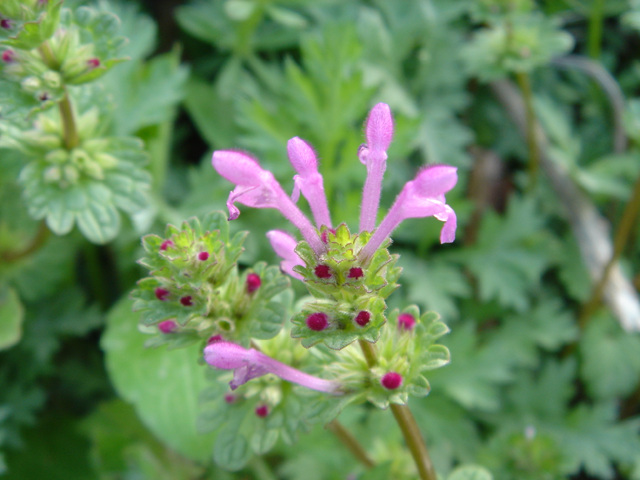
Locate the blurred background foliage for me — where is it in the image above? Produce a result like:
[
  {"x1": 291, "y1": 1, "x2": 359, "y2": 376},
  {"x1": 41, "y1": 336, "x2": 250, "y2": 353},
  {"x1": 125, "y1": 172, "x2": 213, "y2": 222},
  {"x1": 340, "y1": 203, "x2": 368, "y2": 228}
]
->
[{"x1": 1, "y1": 0, "x2": 640, "y2": 478}]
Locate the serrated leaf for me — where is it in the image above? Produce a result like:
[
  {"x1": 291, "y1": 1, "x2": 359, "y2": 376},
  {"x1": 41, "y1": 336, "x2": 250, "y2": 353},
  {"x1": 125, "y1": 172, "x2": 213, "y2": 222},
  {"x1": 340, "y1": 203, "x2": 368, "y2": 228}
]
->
[
  {"x1": 76, "y1": 200, "x2": 120, "y2": 244},
  {"x1": 213, "y1": 428, "x2": 250, "y2": 471}
]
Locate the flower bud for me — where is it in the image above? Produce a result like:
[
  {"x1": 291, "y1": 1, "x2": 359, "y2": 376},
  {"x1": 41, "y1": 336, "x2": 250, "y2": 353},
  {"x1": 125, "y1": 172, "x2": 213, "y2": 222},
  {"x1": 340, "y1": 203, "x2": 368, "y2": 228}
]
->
[
  {"x1": 246, "y1": 273, "x2": 261, "y2": 293},
  {"x1": 1, "y1": 49, "x2": 15, "y2": 63},
  {"x1": 87, "y1": 58, "x2": 100, "y2": 68},
  {"x1": 160, "y1": 239, "x2": 173, "y2": 251},
  {"x1": 306, "y1": 312, "x2": 328, "y2": 331},
  {"x1": 198, "y1": 251, "x2": 209, "y2": 261},
  {"x1": 354, "y1": 311, "x2": 370, "y2": 327},
  {"x1": 180, "y1": 296, "x2": 193, "y2": 306},
  {"x1": 380, "y1": 372, "x2": 403, "y2": 390},
  {"x1": 158, "y1": 320, "x2": 177, "y2": 334},
  {"x1": 348, "y1": 267, "x2": 363, "y2": 279},
  {"x1": 398, "y1": 313, "x2": 416, "y2": 331},
  {"x1": 255, "y1": 405, "x2": 269, "y2": 418},
  {"x1": 155, "y1": 287, "x2": 170, "y2": 301},
  {"x1": 314, "y1": 264, "x2": 331, "y2": 279}
]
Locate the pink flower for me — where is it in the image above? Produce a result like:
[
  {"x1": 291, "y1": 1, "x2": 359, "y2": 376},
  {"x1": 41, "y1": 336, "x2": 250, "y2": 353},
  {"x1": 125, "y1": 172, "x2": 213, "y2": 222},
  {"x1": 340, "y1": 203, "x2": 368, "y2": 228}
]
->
[
  {"x1": 359, "y1": 165, "x2": 457, "y2": 261},
  {"x1": 266, "y1": 230, "x2": 304, "y2": 280},
  {"x1": 212, "y1": 150, "x2": 324, "y2": 254},
  {"x1": 288, "y1": 137, "x2": 332, "y2": 229},
  {"x1": 359, "y1": 103, "x2": 393, "y2": 232},
  {"x1": 204, "y1": 341, "x2": 342, "y2": 393}
]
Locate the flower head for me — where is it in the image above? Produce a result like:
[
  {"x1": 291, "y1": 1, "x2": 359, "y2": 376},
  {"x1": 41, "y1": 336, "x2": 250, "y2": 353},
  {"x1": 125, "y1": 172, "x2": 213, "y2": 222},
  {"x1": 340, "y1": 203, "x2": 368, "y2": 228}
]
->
[{"x1": 204, "y1": 341, "x2": 342, "y2": 393}]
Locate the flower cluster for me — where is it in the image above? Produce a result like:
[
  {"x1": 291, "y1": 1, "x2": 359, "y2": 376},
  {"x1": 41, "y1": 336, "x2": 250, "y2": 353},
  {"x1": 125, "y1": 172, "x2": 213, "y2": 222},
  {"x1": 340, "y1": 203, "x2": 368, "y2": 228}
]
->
[
  {"x1": 132, "y1": 212, "x2": 291, "y2": 347},
  {"x1": 212, "y1": 103, "x2": 457, "y2": 351}
]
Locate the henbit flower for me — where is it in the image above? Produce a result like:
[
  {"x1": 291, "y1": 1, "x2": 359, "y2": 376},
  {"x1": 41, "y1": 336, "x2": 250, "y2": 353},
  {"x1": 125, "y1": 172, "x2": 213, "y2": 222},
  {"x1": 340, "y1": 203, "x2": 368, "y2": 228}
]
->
[
  {"x1": 359, "y1": 103, "x2": 394, "y2": 233},
  {"x1": 204, "y1": 341, "x2": 342, "y2": 393},
  {"x1": 380, "y1": 371, "x2": 403, "y2": 390},
  {"x1": 288, "y1": 137, "x2": 332, "y2": 229},
  {"x1": 266, "y1": 230, "x2": 304, "y2": 280},
  {"x1": 212, "y1": 150, "x2": 325, "y2": 254},
  {"x1": 359, "y1": 165, "x2": 458, "y2": 261},
  {"x1": 246, "y1": 273, "x2": 261, "y2": 293}
]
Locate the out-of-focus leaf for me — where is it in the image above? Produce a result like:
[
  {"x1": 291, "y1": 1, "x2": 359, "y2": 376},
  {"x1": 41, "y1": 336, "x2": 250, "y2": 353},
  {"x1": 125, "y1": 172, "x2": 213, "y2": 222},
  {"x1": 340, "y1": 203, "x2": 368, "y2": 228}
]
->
[
  {"x1": 447, "y1": 465, "x2": 493, "y2": 480},
  {"x1": 101, "y1": 296, "x2": 217, "y2": 463},
  {"x1": 0, "y1": 285, "x2": 23, "y2": 350}
]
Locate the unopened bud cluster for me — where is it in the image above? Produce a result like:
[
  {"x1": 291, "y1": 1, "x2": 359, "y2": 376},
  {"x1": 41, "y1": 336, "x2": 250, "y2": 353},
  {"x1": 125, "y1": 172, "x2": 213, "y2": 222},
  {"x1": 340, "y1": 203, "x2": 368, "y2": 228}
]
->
[
  {"x1": 324, "y1": 306, "x2": 451, "y2": 408},
  {"x1": 132, "y1": 212, "x2": 291, "y2": 347},
  {"x1": 1, "y1": 3, "x2": 126, "y2": 107},
  {"x1": 290, "y1": 223, "x2": 401, "y2": 350}
]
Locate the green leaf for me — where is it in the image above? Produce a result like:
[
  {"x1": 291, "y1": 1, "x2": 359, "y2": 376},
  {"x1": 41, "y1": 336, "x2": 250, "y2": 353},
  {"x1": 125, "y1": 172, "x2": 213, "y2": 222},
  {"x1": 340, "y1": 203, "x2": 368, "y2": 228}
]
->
[
  {"x1": 447, "y1": 465, "x2": 494, "y2": 480},
  {"x1": 213, "y1": 428, "x2": 250, "y2": 471},
  {"x1": 76, "y1": 199, "x2": 120, "y2": 244},
  {"x1": 0, "y1": 285, "x2": 24, "y2": 350},
  {"x1": 580, "y1": 313, "x2": 640, "y2": 400},
  {"x1": 101, "y1": 296, "x2": 217, "y2": 463},
  {"x1": 1, "y1": 1, "x2": 62, "y2": 50}
]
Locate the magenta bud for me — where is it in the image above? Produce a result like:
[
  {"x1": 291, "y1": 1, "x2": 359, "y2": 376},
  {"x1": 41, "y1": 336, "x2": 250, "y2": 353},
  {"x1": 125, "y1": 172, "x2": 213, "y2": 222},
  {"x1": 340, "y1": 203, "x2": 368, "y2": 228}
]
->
[
  {"x1": 354, "y1": 311, "x2": 371, "y2": 327},
  {"x1": 246, "y1": 273, "x2": 261, "y2": 293},
  {"x1": 207, "y1": 334, "x2": 223, "y2": 345},
  {"x1": 155, "y1": 287, "x2": 170, "y2": 301},
  {"x1": 198, "y1": 251, "x2": 209, "y2": 261},
  {"x1": 180, "y1": 296, "x2": 193, "y2": 306},
  {"x1": 320, "y1": 228, "x2": 336, "y2": 244},
  {"x1": 2, "y1": 50, "x2": 14, "y2": 63},
  {"x1": 398, "y1": 313, "x2": 416, "y2": 331},
  {"x1": 160, "y1": 239, "x2": 173, "y2": 251},
  {"x1": 87, "y1": 58, "x2": 100, "y2": 68},
  {"x1": 381, "y1": 372, "x2": 403, "y2": 390},
  {"x1": 0, "y1": 19, "x2": 11, "y2": 30},
  {"x1": 348, "y1": 267, "x2": 363, "y2": 279},
  {"x1": 314, "y1": 264, "x2": 331, "y2": 279},
  {"x1": 255, "y1": 405, "x2": 269, "y2": 418},
  {"x1": 224, "y1": 393, "x2": 238, "y2": 404},
  {"x1": 306, "y1": 312, "x2": 328, "y2": 331},
  {"x1": 158, "y1": 320, "x2": 177, "y2": 334}
]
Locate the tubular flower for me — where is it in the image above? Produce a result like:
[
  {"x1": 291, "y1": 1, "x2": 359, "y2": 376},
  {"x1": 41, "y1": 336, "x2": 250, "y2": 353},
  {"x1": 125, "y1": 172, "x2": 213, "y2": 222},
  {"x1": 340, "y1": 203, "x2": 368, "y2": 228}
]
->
[
  {"x1": 288, "y1": 137, "x2": 332, "y2": 229},
  {"x1": 359, "y1": 165, "x2": 457, "y2": 261},
  {"x1": 204, "y1": 340, "x2": 342, "y2": 394},
  {"x1": 212, "y1": 150, "x2": 324, "y2": 254},
  {"x1": 266, "y1": 229, "x2": 304, "y2": 280}
]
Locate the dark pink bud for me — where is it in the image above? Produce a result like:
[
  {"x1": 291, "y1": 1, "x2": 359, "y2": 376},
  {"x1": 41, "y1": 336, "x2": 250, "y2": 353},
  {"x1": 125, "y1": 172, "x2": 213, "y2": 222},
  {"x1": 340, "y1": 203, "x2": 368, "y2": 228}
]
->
[
  {"x1": 160, "y1": 239, "x2": 173, "y2": 251},
  {"x1": 348, "y1": 267, "x2": 363, "y2": 279},
  {"x1": 158, "y1": 320, "x2": 177, "y2": 334},
  {"x1": 354, "y1": 311, "x2": 371, "y2": 327},
  {"x1": 87, "y1": 58, "x2": 100, "y2": 68},
  {"x1": 38, "y1": 92, "x2": 50, "y2": 102},
  {"x1": 320, "y1": 228, "x2": 336, "y2": 243},
  {"x1": 224, "y1": 393, "x2": 237, "y2": 404},
  {"x1": 246, "y1": 273, "x2": 261, "y2": 293},
  {"x1": 1, "y1": 19, "x2": 11, "y2": 30},
  {"x1": 314, "y1": 264, "x2": 331, "y2": 279},
  {"x1": 198, "y1": 251, "x2": 209, "y2": 261},
  {"x1": 2, "y1": 50, "x2": 14, "y2": 63},
  {"x1": 381, "y1": 372, "x2": 403, "y2": 390},
  {"x1": 155, "y1": 287, "x2": 170, "y2": 301},
  {"x1": 180, "y1": 296, "x2": 193, "y2": 306},
  {"x1": 398, "y1": 313, "x2": 416, "y2": 331},
  {"x1": 207, "y1": 334, "x2": 223, "y2": 345},
  {"x1": 255, "y1": 405, "x2": 269, "y2": 418},
  {"x1": 306, "y1": 312, "x2": 328, "y2": 331}
]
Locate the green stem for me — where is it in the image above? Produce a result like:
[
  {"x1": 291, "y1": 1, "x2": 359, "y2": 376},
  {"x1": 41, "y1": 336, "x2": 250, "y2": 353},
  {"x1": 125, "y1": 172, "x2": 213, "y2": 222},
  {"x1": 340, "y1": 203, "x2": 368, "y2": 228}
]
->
[
  {"x1": 579, "y1": 172, "x2": 640, "y2": 326},
  {"x1": 327, "y1": 420, "x2": 375, "y2": 469},
  {"x1": 357, "y1": 339, "x2": 435, "y2": 480},
  {"x1": 248, "y1": 456, "x2": 278, "y2": 480},
  {"x1": 587, "y1": 0, "x2": 605, "y2": 60},
  {"x1": 515, "y1": 71, "x2": 539, "y2": 189},
  {"x1": 38, "y1": 42, "x2": 79, "y2": 149},
  {"x1": 390, "y1": 404, "x2": 436, "y2": 480}
]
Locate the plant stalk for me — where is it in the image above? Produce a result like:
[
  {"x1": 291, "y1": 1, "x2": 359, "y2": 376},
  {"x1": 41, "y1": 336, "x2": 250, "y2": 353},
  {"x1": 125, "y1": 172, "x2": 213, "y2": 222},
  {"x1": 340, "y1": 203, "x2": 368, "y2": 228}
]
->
[
  {"x1": 579, "y1": 173, "x2": 640, "y2": 325},
  {"x1": 327, "y1": 420, "x2": 375, "y2": 469},
  {"x1": 39, "y1": 42, "x2": 79, "y2": 149},
  {"x1": 515, "y1": 71, "x2": 539, "y2": 189},
  {"x1": 587, "y1": 0, "x2": 605, "y2": 60},
  {"x1": 357, "y1": 339, "x2": 436, "y2": 480}
]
